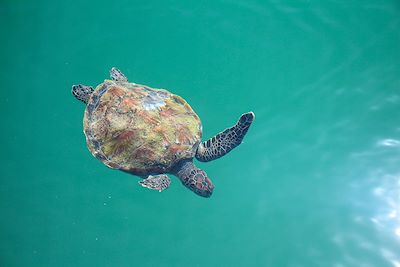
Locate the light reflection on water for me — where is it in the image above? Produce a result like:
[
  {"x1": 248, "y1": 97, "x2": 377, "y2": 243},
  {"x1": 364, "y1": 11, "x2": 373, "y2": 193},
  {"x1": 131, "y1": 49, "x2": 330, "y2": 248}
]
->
[
  {"x1": 346, "y1": 137, "x2": 400, "y2": 266},
  {"x1": 378, "y1": 139, "x2": 400, "y2": 147},
  {"x1": 371, "y1": 172, "x2": 400, "y2": 238}
]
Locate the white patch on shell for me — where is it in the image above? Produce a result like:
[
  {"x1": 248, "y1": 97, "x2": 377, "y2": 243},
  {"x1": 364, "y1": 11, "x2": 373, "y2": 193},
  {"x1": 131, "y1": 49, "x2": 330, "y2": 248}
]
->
[{"x1": 142, "y1": 91, "x2": 167, "y2": 110}]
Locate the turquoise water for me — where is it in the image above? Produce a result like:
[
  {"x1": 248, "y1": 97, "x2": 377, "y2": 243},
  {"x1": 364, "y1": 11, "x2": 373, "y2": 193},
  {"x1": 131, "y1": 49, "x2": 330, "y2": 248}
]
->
[{"x1": 1, "y1": 1, "x2": 400, "y2": 266}]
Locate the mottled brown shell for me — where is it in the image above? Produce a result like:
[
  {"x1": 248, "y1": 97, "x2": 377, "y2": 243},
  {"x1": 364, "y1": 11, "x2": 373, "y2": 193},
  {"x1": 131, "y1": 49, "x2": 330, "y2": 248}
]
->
[{"x1": 83, "y1": 80, "x2": 202, "y2": 175}]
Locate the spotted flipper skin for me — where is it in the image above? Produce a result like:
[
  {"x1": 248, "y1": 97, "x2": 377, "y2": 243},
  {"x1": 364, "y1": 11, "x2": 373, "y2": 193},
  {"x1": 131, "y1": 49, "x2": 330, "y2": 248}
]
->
[
  {"x1": 139, "y1": 174, "x2": 171, "y2": 192},
  {"x1": 196, "y1": 112, "x2": 255, "y2": 162},
  {"x1": 172, "y1": 160, "x2": 214, "y2": 198},
  {"x1": 71, "y1": 84, "x2": 94, "y2": 104},
  {"x1": 110, "y1": 67, "x2": 128, "y2": 82}
]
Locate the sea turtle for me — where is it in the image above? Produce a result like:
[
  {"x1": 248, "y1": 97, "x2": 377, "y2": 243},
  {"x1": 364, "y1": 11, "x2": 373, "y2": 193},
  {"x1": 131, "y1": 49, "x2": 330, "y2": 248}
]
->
[{"x1": 72, "y1": 67, "x2": 254, "y2": 197}]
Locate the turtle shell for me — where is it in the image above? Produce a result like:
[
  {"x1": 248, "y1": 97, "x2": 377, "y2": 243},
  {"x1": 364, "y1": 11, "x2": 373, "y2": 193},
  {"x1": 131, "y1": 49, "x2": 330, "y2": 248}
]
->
[{"x1": 83, "y1": 80, "x2": 202, "y2": 176}]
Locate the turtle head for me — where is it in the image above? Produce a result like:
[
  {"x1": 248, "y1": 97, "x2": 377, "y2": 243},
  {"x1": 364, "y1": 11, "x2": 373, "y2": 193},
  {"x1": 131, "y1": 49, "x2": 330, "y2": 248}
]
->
[
  {"x1": 72, "y1": 84, "x2": 94, "y2": 104},
  {"x1": 173, "y1": 160, "x2": 214, "y2": 198}
]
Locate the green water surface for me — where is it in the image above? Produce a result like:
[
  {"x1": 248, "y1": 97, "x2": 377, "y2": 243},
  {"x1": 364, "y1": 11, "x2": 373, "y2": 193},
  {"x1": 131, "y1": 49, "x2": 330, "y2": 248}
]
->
[{"x1": 1, "y1": 1, "x2": 400, "y2": 266}]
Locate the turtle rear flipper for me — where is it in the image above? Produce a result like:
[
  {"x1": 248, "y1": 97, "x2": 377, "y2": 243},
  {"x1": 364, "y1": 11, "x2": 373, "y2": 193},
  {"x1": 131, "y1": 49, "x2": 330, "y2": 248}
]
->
[
  {"x1": 72, "y1": 84, "x2": 94, "y2": 104},
  {"x1": 110, "y1": 67, "x2": 128, "y2": 82},
  {"x1": 196, "y1": 112, "x2": 255, "y2": 162}
]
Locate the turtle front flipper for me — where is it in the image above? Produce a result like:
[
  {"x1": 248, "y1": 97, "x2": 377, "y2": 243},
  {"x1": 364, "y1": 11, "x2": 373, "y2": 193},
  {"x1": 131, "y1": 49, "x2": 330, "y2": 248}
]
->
[
  {"x1": 172, "y1": 160, "x2": 214, "y2": 198},
  {"x1": 139, "y1": 174, "x2": 171, "y2": 192},
  {"x1": 196, "y1": 112, "x2": 255, "y2": 162},
  {"x1": 71, "y1": 84, "x2": 94, "y2": 104},
  {"x1": 110, "y1": 67, "x2": 128, "y2": 82}
]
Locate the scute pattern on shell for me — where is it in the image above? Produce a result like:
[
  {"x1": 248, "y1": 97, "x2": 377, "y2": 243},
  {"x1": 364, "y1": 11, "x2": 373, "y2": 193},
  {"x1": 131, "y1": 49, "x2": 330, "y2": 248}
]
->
[{"x1": 84, "y1": 80, "x2": 202, "y2": 175}]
